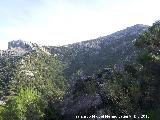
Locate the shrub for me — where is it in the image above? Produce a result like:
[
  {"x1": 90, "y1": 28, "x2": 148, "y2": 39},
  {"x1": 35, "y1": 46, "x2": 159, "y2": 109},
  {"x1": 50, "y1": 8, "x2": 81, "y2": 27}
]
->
[{"x1": 1, "y1": 88, "x2": 46, "y2": 120}]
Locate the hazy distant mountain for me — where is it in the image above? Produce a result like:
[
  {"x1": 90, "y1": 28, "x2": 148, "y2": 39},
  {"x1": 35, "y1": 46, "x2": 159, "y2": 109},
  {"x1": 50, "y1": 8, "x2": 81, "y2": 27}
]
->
[{"x1": 46, "y1": 24, "x2": 148, "y2": 78}]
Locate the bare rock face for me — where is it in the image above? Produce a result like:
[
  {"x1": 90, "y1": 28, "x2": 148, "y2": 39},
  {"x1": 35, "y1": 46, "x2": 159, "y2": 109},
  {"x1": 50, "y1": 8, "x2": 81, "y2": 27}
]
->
[
  {"x1": 0, "y1": 40, "x2": 30, "y2": 57},
  {"x1": 0, "y1": 40, "x2": 38, "y2": 57},
  {"x1": 8, "y1": 39, "x2": 33, "y2": 51}
]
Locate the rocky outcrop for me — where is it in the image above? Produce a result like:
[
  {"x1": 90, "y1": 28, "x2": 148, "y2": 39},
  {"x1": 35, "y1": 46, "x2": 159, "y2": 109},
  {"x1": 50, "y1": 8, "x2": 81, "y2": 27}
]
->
[
  {"x1": 0, "y1": 40, "x2": 50, "y2": 57},
  {"x1": 8, "y1": 39, "x2": 33, "y2": 51},
  {"x1": 0, "y1": 40, "x2": 33, "y2": 57}
]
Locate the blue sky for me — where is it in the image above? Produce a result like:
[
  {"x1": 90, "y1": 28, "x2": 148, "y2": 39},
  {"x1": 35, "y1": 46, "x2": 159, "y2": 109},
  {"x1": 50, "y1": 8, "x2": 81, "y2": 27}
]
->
[{"x1": 0, "y1": 0, "x2": 160, "y2": 50}]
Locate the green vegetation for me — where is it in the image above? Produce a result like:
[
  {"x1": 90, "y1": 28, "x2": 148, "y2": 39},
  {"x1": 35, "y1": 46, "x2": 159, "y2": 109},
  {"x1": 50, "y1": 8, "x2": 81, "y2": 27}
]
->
[
  {"x1": 48, "y1": 24, "x2": 146, "y2": 78},
  {"x1": 99, "y1": 21, "x2": 160, "y2": 118},
  {"x1": 0, "y1": 88, "x2": 45, "y2": 120},
  {"x1": 0, "y1": 21, "x2": 159, "y2": 119},
  {"x1": 134, "y1": 21, "x2": 160, "y2": 119},
  {"x1": 67, "y1": 21, "x2": 160, "y2": 118},
  {"x1": 9, "y1": 49, "x2": 66, "y2": 101},
  {"x1": 0, "y1": 48, "x2": 67, "y2": 119}
]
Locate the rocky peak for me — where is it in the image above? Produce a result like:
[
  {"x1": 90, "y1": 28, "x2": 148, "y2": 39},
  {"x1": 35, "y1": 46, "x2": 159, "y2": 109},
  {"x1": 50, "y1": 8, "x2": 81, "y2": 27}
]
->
[
  {"x1": 0, "y1": 40, "x2": 34, "y2": 57},
  {"x1": 8, "y1": 39, "x2": 34, "y2": 51},
  {"x1": 0, "y1": 40, "x2": 50, "y2": 57}
]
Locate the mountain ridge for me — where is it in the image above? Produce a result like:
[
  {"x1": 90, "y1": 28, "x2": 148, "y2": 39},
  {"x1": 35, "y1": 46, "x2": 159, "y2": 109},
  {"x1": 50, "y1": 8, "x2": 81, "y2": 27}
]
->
[
  {"x1": 46, "y1": 24, "x2": 148, "y2": 78},
  {"x1": 1, "y1": 21, "x2": 160, "y2": 120}
]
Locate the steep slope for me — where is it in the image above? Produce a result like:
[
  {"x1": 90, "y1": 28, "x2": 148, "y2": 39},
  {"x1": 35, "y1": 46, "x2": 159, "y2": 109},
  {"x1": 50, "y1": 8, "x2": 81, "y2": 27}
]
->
[
  {"x1": 0, "y1": 42, "x2": 66, "y2": 101},
  {"x1": 1, "y1": 22, "x2": 159, "y2": 119},
  {"x1": 47, "y1": 24, "x2": 148, "y2": 78},
  {"x1": 0, "y1": 41, "x2": 68, "y2": 119},
  {"x1": 61, "y1": 22, "x2": 160, "y2": 120}
]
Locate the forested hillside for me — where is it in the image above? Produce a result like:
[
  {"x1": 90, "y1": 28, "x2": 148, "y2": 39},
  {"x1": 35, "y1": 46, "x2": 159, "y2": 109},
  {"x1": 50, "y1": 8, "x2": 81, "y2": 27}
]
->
[
  {"x1": 61, "y1": 21, "x2": 160, "y2": 120},
  {"x1": 47, "y1": 24, "x2": 148, "y2": 79},
  {"x1": 0, "y1": 46, "x2": 67, "y2": 119},
  {"x1": 0, "y1": 21, "x2": 159, "y2": 120}
]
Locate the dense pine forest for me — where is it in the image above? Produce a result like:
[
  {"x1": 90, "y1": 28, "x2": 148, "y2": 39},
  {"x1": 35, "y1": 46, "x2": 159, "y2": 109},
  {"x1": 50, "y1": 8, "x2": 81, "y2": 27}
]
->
[{"x1": 0, "y1": 21, "x2": 160, "y2": 120}]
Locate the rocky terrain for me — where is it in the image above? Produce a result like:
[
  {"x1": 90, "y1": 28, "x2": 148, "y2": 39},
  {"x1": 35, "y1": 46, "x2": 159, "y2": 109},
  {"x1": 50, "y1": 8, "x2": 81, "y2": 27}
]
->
[
  {"x1": 0, "y1": 39, "x2": 50, "y2": 57},
  {"x1": 1, "y1": 22, "x2": 160, "y2": 119},
  {"x1": 47, "y1": 24, "x2": 148, "y2": 79}
]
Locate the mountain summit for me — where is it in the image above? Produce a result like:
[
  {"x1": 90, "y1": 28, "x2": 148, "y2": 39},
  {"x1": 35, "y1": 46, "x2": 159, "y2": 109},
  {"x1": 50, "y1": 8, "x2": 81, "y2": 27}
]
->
[
  {"x1": 0, "y1": 39, "x2": 50, "y2": 57},
  {"x1": 8, "y1": 39, "x2": 34, "y2": 51}
]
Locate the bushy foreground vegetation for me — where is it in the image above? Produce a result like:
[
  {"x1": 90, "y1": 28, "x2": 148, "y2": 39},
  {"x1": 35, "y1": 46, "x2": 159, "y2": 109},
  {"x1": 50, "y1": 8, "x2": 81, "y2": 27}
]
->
[
  {"x1": 66, "y1": 21, "x2": 160, "y2": 119},
  {"x1": 0, "y1": 49, "x2": 67, "y2": 120},
  {"x1": 99, "y1": 21, "x2": 160, "y2": 119},
  {"x1": 0, "y1": 88, "x2": 45, "y2": 120}
]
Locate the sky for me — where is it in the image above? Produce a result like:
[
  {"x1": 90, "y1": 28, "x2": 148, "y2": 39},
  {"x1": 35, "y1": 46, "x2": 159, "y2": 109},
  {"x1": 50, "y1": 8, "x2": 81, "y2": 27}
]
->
[{"x1": 0, "y1": 0, "x2": 160, "y2": 50}]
